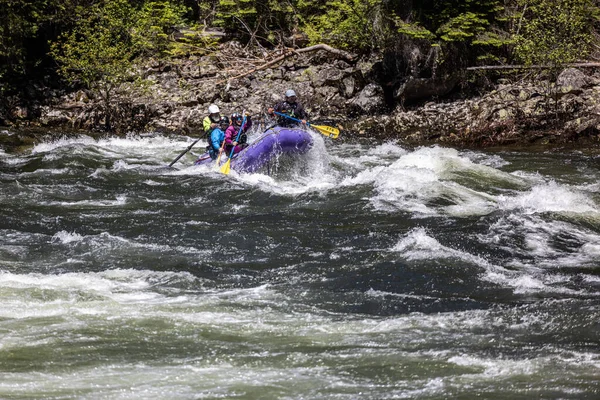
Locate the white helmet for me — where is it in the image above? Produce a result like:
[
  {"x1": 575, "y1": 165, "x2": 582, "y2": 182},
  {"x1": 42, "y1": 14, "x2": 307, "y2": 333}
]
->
[
  {"x1": 208, "y1": 104, "x2": 220, "y2": 114},
  {"x1": 285, "y1": 89, "x2": 296, "y2": 98}
]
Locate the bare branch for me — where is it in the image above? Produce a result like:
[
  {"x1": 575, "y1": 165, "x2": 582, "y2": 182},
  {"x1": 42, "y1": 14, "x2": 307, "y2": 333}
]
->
[
  {"x1": 215, "y1": 44, "x2": 356, "y2": 84},
  {"x1": 294, "y1": 44, "x2": 355, "y2": 62}
]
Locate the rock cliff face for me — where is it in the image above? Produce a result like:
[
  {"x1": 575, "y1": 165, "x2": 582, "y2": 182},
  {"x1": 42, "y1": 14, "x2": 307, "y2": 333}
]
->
[
  {"x1": 73, "y1": 38, "x2": 463, "y2": 136},
  {"x1": 376, "y1": 67, "x2": 600, "y2": 147},
  {"x1": 5, "y1": 45, "x2": 600, "y2": 150},
  {"x1": 37, "y1": 51, "x2": 387, "y2": 136}
]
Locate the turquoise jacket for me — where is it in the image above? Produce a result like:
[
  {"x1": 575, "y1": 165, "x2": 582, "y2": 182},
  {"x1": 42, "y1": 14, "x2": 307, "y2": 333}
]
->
[{"x1": 209, "y1": 127, "x2": 225, "y2": 152}]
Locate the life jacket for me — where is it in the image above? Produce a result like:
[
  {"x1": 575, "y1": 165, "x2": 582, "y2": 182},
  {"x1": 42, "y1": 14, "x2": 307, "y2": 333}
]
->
[
  {"x1": 276, "y1": 101, "x2": 305, "y2": 127},
  {"x1": 227, "y1": 124, "x2": 247, "y2": 146},
  {"x1": 207, "y1": 128, "x2": 225, "y2": 155},
  {"x1": 204, "y1": 115, "x2": 220, "y2": 144},
  {"x1": 278, "y1": 101, "x2": 298, "y2": 118}
]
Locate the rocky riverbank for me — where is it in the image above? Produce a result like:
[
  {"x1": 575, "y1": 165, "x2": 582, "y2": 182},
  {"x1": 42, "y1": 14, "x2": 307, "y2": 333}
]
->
[{"x1": 2, "y1": 45, "x2": 600, "y2": 152}]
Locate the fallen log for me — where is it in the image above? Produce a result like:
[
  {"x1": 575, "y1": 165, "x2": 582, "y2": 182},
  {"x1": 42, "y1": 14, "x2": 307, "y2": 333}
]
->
[{"x1": 217, "y1": 44, "x2": 356, "y2": 84}]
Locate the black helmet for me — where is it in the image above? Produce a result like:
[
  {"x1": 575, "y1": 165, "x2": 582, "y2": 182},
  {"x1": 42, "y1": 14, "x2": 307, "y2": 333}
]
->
[
  {"x1": 231, "y1": 112, "x2": 243, "y2": 125},
  {"x1": 218, "y1": 116, "x2": 229, "y2": 126}
]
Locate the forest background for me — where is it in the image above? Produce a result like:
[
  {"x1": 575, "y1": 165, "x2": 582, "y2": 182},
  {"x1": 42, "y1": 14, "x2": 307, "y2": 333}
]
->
[{"x1": 1, "y1": 0, "x2": 600, "y2": 146}]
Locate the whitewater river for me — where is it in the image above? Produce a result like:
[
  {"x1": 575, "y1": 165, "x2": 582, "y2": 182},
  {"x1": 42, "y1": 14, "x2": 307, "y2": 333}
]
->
[{"x1": 0, "y1": 129, "x2": 599, "y2": 399}]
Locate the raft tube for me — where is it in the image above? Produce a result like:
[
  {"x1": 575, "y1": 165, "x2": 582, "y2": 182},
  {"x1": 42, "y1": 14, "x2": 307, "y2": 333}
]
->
[{"x1": 194, "y1": 127, "x2": 313, "y2": 173}]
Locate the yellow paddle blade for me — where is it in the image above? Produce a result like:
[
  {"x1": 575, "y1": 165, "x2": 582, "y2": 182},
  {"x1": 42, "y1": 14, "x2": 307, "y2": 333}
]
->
[
  {"x1": 312, "y1": 124, "x2": 340, "y2": 139},
  {"x1": 220, "y1": 158, "x2": 232, "y2": 174}
]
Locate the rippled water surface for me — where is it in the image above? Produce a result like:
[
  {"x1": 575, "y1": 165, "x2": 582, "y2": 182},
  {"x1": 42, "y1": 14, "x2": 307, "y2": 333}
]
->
[{"x1": 1, "y1": 129, "x2": 599, "y2": 399}]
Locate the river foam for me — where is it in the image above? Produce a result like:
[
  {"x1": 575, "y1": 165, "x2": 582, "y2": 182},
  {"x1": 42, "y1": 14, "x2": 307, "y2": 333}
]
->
[{"x1": 1, "y1": 132, "x2": 599, "y2": 399}]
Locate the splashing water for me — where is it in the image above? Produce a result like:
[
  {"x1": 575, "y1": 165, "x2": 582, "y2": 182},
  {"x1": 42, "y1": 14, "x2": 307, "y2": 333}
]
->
[{"x1": 1, "y1": 131, "x2": 599, "y2": 398}]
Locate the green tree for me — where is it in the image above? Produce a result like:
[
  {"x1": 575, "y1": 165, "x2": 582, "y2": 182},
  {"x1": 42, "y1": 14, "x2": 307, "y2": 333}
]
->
[
  {"x1": 51, "y1": 0, "x2": 138, "y2": 130},
  {"x1": 0, "y1": 0, "x2": 41, "y2": 81},
  {"x1": 0, "y1": 0, "x2": 99, "y2": 118},
  {"x1": 50, "y1": 0, "x2": 187, "y2": 130},
  {"x1": 513, "y1": 0, "x2": 599, "y2": 66},
  {"x1": 392, "y1": 0, "x2": 511, "y2": 62},
  {"x1": 303, "y1": 0, "x2": 390, "y2": 52},
  {"x1": 134, "y1": 0, "x2": 187, "y2": 57},
  {"x1": 511, "y1": 0, "x2": 600, "y2": 123},
  {"x1": 214, "y1": 0, "x2": 297, "y2": 46}
]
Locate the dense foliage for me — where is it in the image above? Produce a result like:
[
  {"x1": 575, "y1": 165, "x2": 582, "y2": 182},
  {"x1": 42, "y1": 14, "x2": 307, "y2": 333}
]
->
[
  {"x1": 1, "y1": 0, "x2": 598, "y2": 125},
  {"x1": 514, "y1": 0, "x2": 599, "y2": 66}
]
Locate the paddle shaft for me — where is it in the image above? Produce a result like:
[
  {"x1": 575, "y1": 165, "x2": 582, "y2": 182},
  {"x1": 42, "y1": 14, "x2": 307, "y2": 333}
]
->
[
  {"x1": 273, "y1": 111, "x2": 339, "y2": 138},
  {"x1": 228, "y1": 117, "x2": 247, "y2": 156},
  {"x1": 220, "y1": 115, "x2": 247, "y2": 173},
  {"x1": 168, "y1": 137, "x2": 202, "y2": 167},
  {"x1": 273, "y1": 111, "x2": 307, "y2": 126},
  {"x1": 214, "y1": 132, "x2": 227, "y2": 167}
]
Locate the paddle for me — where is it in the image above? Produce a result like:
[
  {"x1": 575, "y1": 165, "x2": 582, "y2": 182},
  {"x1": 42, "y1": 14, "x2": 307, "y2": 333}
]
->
[
  {"x1": 220, "y1": 114, "x2": 247, "y2": 175},
  {"x1": 273, "y1": 111, "x2": 340, "y2": 139},
  {"x1": 168, "y1": 137, "x2": 203, "y2": 168},
  {"x1": 214, "y1": 133, "x2": 227, "y2": 169}
]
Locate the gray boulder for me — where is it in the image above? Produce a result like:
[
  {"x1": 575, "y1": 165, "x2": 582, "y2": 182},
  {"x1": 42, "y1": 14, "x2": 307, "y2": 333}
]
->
[
  {"x1": 393, "y1": 76, "x2": 459, "y2": 103},
  {"x1": 349, "y1": 83, "x2": 385, "y2": 114},
  {"x1": 556, "y1": 68, "x2": 590, "y2": 95}
]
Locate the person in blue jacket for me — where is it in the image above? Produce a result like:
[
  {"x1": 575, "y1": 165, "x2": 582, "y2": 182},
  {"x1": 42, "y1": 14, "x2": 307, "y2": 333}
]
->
[{"x1": 208, "y1": 116, "x2": 230, "y2": 160}]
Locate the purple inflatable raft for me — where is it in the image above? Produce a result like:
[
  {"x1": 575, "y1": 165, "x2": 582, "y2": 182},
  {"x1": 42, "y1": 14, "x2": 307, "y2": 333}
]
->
[{"x1": 194, "y1": 127, "x2": 313, "y2": 173}]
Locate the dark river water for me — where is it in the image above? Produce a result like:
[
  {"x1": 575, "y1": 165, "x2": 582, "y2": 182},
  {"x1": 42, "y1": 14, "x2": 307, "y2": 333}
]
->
[{"x1": 0, "y1": 129, "x2": 599, "y2": 399}]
